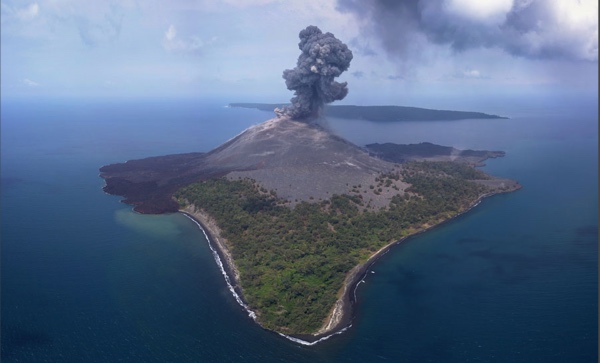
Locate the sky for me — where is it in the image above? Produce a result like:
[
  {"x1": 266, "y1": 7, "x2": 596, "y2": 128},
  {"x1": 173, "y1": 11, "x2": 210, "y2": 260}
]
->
[{"x1": 1, "y1": 0, "x2": 598, "y2": 106}]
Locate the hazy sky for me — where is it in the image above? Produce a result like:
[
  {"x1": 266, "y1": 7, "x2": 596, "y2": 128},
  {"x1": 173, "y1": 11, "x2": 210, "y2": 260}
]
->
[{"x1": 1, "y1": 0, "x2": 597, "y2": 105}]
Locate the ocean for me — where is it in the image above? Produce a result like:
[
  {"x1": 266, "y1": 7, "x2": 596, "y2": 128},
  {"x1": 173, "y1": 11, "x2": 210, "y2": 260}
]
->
[{"x1": 1, "y1": 96, "x2": 597, "y2": 362}]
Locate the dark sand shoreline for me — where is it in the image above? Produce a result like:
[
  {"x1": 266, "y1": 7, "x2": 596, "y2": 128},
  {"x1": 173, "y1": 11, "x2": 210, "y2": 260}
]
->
[
  {"x1": 179, "y1": 208, "x2": 250, "y2": 311},
  {"x1": 179, "y1": 183, "x2": 521, "y2": 344}
]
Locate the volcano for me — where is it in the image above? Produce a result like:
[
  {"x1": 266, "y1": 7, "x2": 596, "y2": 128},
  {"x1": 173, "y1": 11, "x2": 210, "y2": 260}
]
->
[
  {"x1": 99, "y1": 115, "x2": 520, "y2": 342},
  {"x1": 100, "y1": 116, "x2": 404, "y2": 213}
]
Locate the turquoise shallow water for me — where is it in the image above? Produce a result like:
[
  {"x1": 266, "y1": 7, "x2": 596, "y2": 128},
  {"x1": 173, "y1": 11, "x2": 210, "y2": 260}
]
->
[{"x1": 1, "y1": 97, "x2": 597, "y2": 362}]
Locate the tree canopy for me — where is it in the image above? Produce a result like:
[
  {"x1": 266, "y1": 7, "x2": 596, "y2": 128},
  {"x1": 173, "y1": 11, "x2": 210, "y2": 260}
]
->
[{"x1": 174, "y1": 161, "x2": 490, "y2": 334}]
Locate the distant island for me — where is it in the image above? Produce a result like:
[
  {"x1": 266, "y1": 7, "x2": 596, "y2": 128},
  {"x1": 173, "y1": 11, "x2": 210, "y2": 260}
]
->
[
  {"x1": 100, "y1": 116, "x2": 520, "y2": 344},
  {"x1": 229, "y1": 103, "x2": 507, "y2": 122},
  {"x1": 365, "y1": 142, "x2": 506, "y2": 166}
]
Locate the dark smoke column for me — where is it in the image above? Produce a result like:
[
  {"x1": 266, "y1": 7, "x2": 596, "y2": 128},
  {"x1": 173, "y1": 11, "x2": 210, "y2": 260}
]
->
[{"x1": 276, "y1": 26, "x2": 353, "y2": 120}]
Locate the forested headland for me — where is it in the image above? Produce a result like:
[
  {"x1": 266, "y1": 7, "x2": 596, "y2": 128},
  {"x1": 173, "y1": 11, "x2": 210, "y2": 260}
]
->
[{"x1": 174, "y1": 161, "x2": 512, "y2": 335}]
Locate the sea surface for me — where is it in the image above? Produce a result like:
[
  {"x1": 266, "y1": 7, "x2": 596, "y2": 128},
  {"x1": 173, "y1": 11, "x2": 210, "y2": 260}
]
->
[{"x1": 1, "y1": 96, "x2": 597, "y2": 362}]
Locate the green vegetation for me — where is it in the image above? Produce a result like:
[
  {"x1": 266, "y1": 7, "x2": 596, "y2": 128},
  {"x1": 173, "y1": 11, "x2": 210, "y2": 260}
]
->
[
  {"x1": 403, "y1": 160, "x2": 492, "y2": 180},
  {"x1": 174, "y1": 161, "x2": 490, "y2": 334}
]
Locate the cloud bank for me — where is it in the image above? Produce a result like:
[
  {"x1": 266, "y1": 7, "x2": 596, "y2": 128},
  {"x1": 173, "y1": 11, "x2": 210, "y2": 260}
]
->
[{"x1": 337, "y1": 0, "x2": 598, "y2": 62}]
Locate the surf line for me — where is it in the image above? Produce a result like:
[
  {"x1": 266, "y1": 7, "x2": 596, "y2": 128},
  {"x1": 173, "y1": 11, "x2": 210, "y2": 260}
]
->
[
  {"x1": 182, "y1": 214, "x2": 257, "y2": 320},
  {"x1": 182, "y1": 213, "x2": 349, "y2": 346}
]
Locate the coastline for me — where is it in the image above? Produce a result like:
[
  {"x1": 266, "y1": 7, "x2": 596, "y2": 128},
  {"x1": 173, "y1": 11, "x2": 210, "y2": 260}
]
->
[
  {"x1": 179, "y1": 205, "x2": 257, "y2": 322},
  {"x1": 179, "y1": 205, "x2": 346, "y2": 345},
  {"x1": 180, "y1": 182, "x2": 521, "y2": 345},
  {"x1": 311, "y1": 182, "x2": 522, "y2": 339}
]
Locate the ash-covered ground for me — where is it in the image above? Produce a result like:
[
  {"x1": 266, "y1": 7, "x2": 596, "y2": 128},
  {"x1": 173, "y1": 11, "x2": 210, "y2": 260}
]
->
[{"x1": 100, "y1": 116, "x2": 515, "y2": 213}]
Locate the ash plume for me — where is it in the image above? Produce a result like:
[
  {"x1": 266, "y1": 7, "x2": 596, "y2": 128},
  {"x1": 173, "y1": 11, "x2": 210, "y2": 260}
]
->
[{"x1": 276, "y1": 26, "x2": 353, "y2": 120}]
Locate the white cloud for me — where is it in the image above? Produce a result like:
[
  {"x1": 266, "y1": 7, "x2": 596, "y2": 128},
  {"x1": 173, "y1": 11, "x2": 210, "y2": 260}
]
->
[
  {"x1": 16, "y1": 3, "x2": 39, "y2": 21},
  {"x1": 463, "y1": 69, "x2": 481, "y2": 78},
  {"x1": 1, "y1": 2, "x2": 39, "y2": 24},
  {"x1": 445, "y1": 0, "x2": 513, "y2": 23},
  {"x1": 545, "y1": 0, "x2": 598, "y2": 61},
  {"x1": 165, "y1": 25, "x2": 177, "y2": 42},
  {"x1": 445, "y1": 0, "x2": 598, "y2": 61},
  {"x1": 162, "y1": 24, "x2": 216, "y2": 54},
  {"x1": 2, "y1": 0, "x2": 127, "y2": 46},
  {"x1": 1, "y1": 0, "x2": 595, "y2": 99},
  {"x1": 23, "y1": 78, "x2": 40, "y2": 87},
  {"x1": 221, "y1": 0, "x2": 281, "y2": 8}
]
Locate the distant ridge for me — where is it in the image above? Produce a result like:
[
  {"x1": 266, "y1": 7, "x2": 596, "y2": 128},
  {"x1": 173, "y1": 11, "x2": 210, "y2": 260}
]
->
[
  {"x1": 229, "y1": 103, "x2": 507, "y2": 122},
  {"x1": 365, "y1": 142, "x2": 505, "y2": 166}
]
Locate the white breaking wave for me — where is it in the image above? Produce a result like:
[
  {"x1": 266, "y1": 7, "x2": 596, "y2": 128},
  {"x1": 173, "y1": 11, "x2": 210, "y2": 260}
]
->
[
  {"x1": 277, "y1": 325, "x2": 352, "y2": 346},
  {"x1": 182, "y1": 214, "x2": 257, "y2": 321},
  {"x1": 182, "y1": 212, "x2": 352, "y2": 346}
]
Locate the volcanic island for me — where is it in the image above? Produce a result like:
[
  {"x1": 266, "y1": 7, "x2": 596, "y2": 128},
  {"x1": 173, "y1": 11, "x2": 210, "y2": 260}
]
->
[
  {"x1": 99, "y1": 113, "x2": 520, "y2": 343},
  {"x1": 99, "y1": 26, "x2": 520, "y2": 344}
]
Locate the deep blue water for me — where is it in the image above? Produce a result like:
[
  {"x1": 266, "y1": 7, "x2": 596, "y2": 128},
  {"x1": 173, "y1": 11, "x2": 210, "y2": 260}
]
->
[{"x1": 1, "y1": 97, "x2": 597, "y2": 362}]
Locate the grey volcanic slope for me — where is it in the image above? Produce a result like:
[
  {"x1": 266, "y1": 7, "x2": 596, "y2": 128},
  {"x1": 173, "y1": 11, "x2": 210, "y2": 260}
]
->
[
  {"x1": 220, "y1": 117, "x2": 403, "y2": 206},
  {"x1": 100, "y1": 117, "x2": 403, "y2": 213},
  {"x1": 229, "y1": 103, "x2": 507, "y2": 121},
  {"x1": 100, "y1": 116, "x2": 517, "y2": 213}
]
